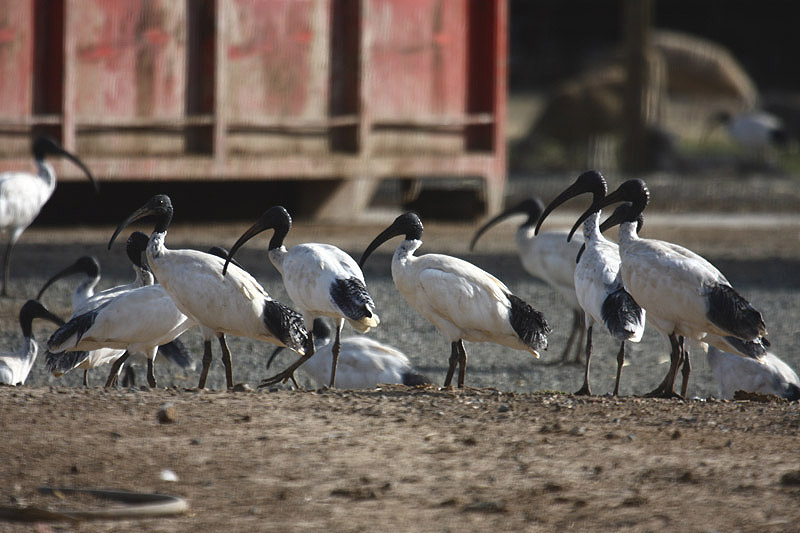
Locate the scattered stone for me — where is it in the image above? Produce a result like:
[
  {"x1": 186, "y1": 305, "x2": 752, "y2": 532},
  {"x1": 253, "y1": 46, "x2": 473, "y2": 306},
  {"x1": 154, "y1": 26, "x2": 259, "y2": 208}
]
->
[
  {"x1": 671, "y1": 429, "x2": 682, "y2": 440},
  {"x1": 157, "y1": 403, "x2": 177, "y2": 424},
  {"x1": 233, "y1": 383, "x2": 253, "y2": 393},
  {"x1": 463, "y1": 499, "x2": 507, "y2": 513},
  {"x1": 498, "y1": 403, "x2": 510, "y2": 413},
  {"x1": 160, "y1": 469, "x2": 179, "y2": 482}
]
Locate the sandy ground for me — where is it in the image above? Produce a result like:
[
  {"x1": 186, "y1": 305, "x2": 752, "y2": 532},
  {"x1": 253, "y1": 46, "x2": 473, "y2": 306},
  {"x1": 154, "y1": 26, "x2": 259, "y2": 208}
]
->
[
  {"x1": 0, "y1": 211, "x2": 800, "y2": 531},
  {"x1": 2, "y1": 190, "x2": 800, "y2": 531},
  {"x1": 1, "y1": 387, "x2": 799, "y2": 532}
]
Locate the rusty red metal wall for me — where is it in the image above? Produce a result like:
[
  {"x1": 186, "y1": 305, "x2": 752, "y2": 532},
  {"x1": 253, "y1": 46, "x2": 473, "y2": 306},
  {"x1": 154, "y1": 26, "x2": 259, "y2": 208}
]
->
[{"x1": 0, "y1": 0, "x2": 507, "y2": 216}]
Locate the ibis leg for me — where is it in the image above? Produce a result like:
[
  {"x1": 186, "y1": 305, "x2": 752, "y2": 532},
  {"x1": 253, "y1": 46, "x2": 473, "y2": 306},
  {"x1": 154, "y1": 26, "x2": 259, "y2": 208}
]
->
[
  {"x1": 83, "y1": 369, "x2": 89, "y2": 388},
  {"x1": 444, "y1": 341, "x2": 460, "y2": 387},
  {"x1": 680, "y1": 338, "x2": 691, "y2": 398},
  {"x1": 146, "y1": 358, "x2": 157, "y2": 388},
  {"x1": 121, "y1": 365, "x2": 136, "y2": 388},
  {"x1": 328, "y1": 320, "x2": 344, "y2": 388},
  {"x1": 645, "y1": 333, "x2": 683, "y2": 398},
  {"x1": 560, "y1": 310, "x2": 584, "y2": 364},
  {"x1": 456, "y1": 340, "x2": 467, "y2": 388},
  {"x1": 259, "y1": 332, "x2": 315, "y2": 389},
  {"x1": 575, "y1": 326, "x2": 593, "y2": 395},
  {"x1": 613, "y1": 341, "x2": 626, "y2": 397},
  {"x1": 198, "y1": 340, "x2": 213, "y2": 389},
  {"x1": 105, "y1": 352, "x2": 131, "y2": 388},
  {"x1": 1, "y1": 232, "x2": 20, "y2": 298},
  {"x1": 218, "y1": 334, "x2": 233, "y2": 389}
]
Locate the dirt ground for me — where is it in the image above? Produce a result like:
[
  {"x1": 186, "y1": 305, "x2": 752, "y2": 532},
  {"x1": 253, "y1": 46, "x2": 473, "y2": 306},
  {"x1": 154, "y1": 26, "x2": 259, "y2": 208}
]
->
[
  {"x1": 1, "y1": 386, "x2": 799, "y2": 532},
  {"x1": 2, "y1": 196, "x2": 800, "y2": 532}
]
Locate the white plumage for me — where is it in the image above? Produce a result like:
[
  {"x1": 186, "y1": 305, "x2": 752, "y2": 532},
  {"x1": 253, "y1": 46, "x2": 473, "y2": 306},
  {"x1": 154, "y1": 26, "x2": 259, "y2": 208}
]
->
[
  {"x1": 108, "y1": 194, "x2": 307, "y2": 390},
  {"x1": 0, "y1": 136, "x2": 98, "y2": 297},
  {"x1": 47, "y1": 281, "x2": 195, "y2": 388},
  {"x1": 578, "y1": 178, "x2": 768, "y2": 398},
  {"x1": 535, "y1": 171, "x2": 645, "y2": 396},
  {"x1": 37, "y1": 233, "x2": 175, "y2": 386},
  {"x1": 705, "y1": 345, "x2": 800, "y2": 400},
  {"x1": 0, "y1": 300, "x2": 64, "y2": 386},
  {"x1": 709, "y1": 109, "x2": 787, "y2": 150},
  {"x1": 359, "y1": 212, "x2": 551, "y2": 388},
  {"x1": 267, "y1": 318, "x2": 431, "y2": 389},
  {"x1": 224, "y1": 206, "x2": 379, "y2": 389},
  {"x1": 470, "y1": 198, "x2": 586, "y2": 364}
]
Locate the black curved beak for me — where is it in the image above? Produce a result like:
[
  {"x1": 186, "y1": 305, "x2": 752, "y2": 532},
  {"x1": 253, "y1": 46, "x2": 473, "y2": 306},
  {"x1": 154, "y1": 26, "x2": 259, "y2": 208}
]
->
[
  {"x1": 108, "y1": 202, "x2": 160, "y2": 250},
  {"x1": 21, "y1": 300, "x2": 66, "y2": 330},
  {"x1": 208, "y1": 246, "x2": 244, "y2": 272},
  {"x1": 568, "y1": 185, "x2": 630, "y2": 241},
  {"x1": 536, "y1": 170, "x2": 607, "y2": 237},
  {"x1": 36, "y1": 257, "x2": 98, "y2": 300},
  {"x1": 223, "y1": 206, "x2": 290, "y2": 276},
  {"x1": 469, "y1": 204, "x2": 527, "y2": 251},
  {"x1": 222, "y1": 221, "x2": 266, "y2": 276},
  {"x1": 598, "y1": 202, "x2": 644, "y2": 235},
  {"x1": 359, "y1": 212, "x2": 423, "y2": 269},
  {"x1": 56, "y1": 147, "x2": 99, "y2": 194}
]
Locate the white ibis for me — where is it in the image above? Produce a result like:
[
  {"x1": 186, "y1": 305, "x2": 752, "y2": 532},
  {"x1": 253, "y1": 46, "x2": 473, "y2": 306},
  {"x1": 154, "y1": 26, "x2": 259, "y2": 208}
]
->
[
  {"x1": 108, "y1": 194, "x2": 308, "y2": 389},
  {"x1": 705, "y1": 345, "x2": 800, "y2": 401},
  {"x1": 359, "y1": 212, "x2": 551, "y2": 388},
  {"x1": 0, "y1": 300, "x2": 64, "y2": 385},
  {"x1": 470, "y1": 197, "x2": 586, "y2": 364},
  {"x1": 0, "y1": 135, "x2": 98, "y2": 297},
  {"x1": 708, "y1": 109, "x2": 788, "y2": 150},
  {"x1": 38, "y1": 233, "x2": 158, "y2": 386},
  {"x1": 223, "y1": 206, "x2": 379, "y2": 389},
  {"x1": 534, "y1": 171, "x2": 646, "y2": 396},
  {"x1": 267, "y1": 318, "x2": 432, "y2": 389},
  {"x1": 574, "y1": 178, "x2": 768, "y2": 398},
  {"x1": 46, "y1": 277, "x2": 195, "y2": 388}
]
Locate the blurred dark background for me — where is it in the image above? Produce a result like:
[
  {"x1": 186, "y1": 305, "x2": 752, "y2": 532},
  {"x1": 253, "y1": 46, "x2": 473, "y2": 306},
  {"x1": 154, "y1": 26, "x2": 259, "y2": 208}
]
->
[{"x1": 509, "y1": 0, "x2": 797, "y2": 92}]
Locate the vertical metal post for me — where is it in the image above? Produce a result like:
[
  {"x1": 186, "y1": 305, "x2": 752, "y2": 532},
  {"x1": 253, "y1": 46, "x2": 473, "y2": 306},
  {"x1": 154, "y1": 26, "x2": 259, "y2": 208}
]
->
[{"x1": 620, "y1": 0, "x2": 653, "y2": 173}]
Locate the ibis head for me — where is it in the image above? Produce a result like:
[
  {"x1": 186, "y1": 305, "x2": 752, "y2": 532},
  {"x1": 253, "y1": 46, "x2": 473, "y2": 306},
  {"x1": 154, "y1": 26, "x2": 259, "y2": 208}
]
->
[
  {"x1": 108, "y1": 194, "x2": 174, "y2": 250},
  {"x1": 598, "y1": 202, "x2": 645, "y2": 235},
  {"x1": 535, "y1": 170, "x2": 607, "y2": 237},
  {"x1": 33, "y1": 135, "x2": 99, "y2": 193},
  {"x1": 358, "y1": 212, "x2": 424, "y2": 268},
  {"x1": 570, "y1": 179, "x2": 650, "y2": 241},
  {"x1": 222, "y1": 206, "x2": 291, "y2": 276},
  {"x1": 469, "y1": 197, "x2": 545, "y2": 251},
  {"x1": 19, "y1": 299, "x2": 65, "y2": 338},
  {"x1": 36, "y1": 256, "x2": 101, "y2": 301}
]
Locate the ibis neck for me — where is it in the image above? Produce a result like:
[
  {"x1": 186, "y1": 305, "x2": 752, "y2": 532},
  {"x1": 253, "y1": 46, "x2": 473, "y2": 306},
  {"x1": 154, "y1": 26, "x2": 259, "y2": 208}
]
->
[
  {"x1": 36, "y1": 160, "x2": 57, "y2": 193},
  {"x1": 148, "y1": 232, "x2": 167, "y2": 260},
  {"x1": 583, "y1": 212, "x2": 602, "y2": 241},
  {"x1": 616, "y1": 221, "x2": 639, "y2": 246}
]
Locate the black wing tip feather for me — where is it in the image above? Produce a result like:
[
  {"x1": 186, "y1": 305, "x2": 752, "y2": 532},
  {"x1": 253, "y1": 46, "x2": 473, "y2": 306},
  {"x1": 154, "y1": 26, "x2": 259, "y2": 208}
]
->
[
  {"x1": 262, "y1": 300, "x2": 309, "y2": 353},
  {"x1": 721, "y1": 335, "x2": 769, "y2": 360},
  {"x1": 707, "y1": 284, "x2": 766, "y2": 340},
  {"x1": 47, "y1": 309, "x2": 100, "y2": 350},
  {"x1": 330, "y1": 277, "x2": 376, "y2": 321},
  {"x1": 508, "y1": 294, "x2": 551, "y2": 351},
  {"x1": 45, "y1": 350, "x2": 90, "y2": 375},
  {"x1": 602, "y1": 287, "x2": 645, "y2": 340}
]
